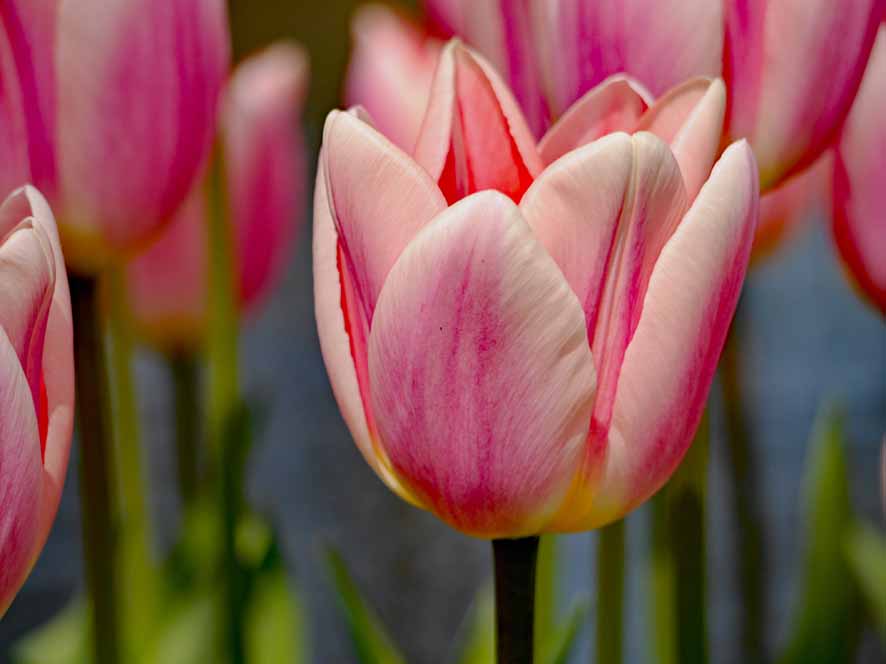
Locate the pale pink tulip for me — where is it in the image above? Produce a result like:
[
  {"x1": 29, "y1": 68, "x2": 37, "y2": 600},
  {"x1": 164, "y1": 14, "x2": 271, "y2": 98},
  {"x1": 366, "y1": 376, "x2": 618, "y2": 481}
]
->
[
  {"x1": 724, "y1": 0, "x2": 881, "y2": 191},
  {"x1": 0, "y1": 0, "x2": 231, "y2": 274},
  {"x1": 345, "y1": 4, "x2": 441, "y2": 153},
  {"x1": 0, "y1": 185, "x2": 74, "y2": 615},
  {"x1": 316, "y1": 43, "x2": 758, "y2": 537},
  {"x1": 127, "y1": 43, "x2": 309, "y2": 350},
  {"x1": 833, "y1": 24, "x2": 886, "y2": 316}
]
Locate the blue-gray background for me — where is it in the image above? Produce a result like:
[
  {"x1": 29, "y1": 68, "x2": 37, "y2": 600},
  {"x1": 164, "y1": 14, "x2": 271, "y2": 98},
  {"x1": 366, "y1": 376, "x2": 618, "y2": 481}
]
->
[{"x1": 2, "y1": 1, "x2": 884, "y2": 661}]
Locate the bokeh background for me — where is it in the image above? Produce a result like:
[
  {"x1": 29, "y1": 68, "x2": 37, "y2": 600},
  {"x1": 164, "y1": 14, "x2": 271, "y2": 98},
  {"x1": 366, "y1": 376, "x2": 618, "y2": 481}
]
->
[{"x1": 2, "y1": 1, "x2": 884, "y2": 662}]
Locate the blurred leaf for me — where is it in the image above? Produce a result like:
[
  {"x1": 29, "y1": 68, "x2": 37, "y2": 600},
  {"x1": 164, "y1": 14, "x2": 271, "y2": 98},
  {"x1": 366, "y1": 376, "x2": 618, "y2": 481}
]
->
[
  {"x1": 141, "y1": 593, "x2": 219, "y2": 664},
  {"x1": 12, "y1": 599, "x2": 89, "y2": 664},
  {"x1": 543, "y1": 599, "x2": 589, "y2": 664},
  {"x1": 846, "y1": 523, "x2": 886, "y2": 641},
  {"x1": 777, "y1": 407, "x2": 861, "y2": 664},
  {"x1": 534, "y1": 535, "x2": 558, "y2": 661},
  {"x1": 325, "y1": 547, "x2": 406, "y2": 664},
  {"x1": 457, "y1": 585, "x2": 495, "y2": 664},
  {"x1": 246, "y1": 563, "x2": 308, "y2": 664}
]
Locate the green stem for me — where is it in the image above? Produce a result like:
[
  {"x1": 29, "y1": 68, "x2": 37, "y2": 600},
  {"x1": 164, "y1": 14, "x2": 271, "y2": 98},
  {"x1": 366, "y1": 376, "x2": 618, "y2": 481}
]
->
[
  {"x1": 721, "y1": 311, "x2": 767, "y2": 661},
  {"x1": 649, "y1": 411, "x2": 709, "y2": 664},
  {"x1": 493, "y1": 537, "x2": 539, "y2": 664},
  {"x1": 171, "y1": 352, "x2": 200, "y2": 507},
  {"x1": 106, "y1": 267, "x2": 159, "y2": 656},
  {"x1": 206, "y1": 143, "x2": 245, "y2": 664},
  {"x1": 596, "y1": 520, "x2": 625, "y2": 664},
  {"x1": 70, "y1": 274, "x2": 121, "y2": 664}
]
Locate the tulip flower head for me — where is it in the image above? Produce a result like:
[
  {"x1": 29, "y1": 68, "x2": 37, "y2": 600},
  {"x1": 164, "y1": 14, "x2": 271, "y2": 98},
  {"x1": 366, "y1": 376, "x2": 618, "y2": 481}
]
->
[
  {"x1": 317, "y1": 43, "x2": 759, "y2": 538},
  {"x1": 0, "y1": 186, "x2": 73, "y2": 615},
  {"x1": 0, "y1": 0, "x2": 231, "y2": 274},
  {"x1": 833, "y1": 24, "x2": 886, "y2": 316},
  {"x1": 127, "y1": 43, "x2": 309, "y2": 351}
]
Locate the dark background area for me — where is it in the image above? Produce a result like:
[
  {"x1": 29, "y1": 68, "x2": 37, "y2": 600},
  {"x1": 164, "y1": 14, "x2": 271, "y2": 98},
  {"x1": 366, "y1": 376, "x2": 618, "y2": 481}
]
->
[{"x1": 2, "y1": 1, "x2": 885, "y2": 662}]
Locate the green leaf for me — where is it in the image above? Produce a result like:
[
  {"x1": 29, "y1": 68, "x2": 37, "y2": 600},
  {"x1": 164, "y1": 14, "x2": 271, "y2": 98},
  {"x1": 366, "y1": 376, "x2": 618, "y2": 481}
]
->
[
  {"x1": 246, "y1": 564, "x2": 308, "y2": 664},
  {"x1": 141, "y1": 592, "x2": 219, "y2": 664},
  {"x1": 777, "y1": 407, "x2": 861, "y2": 664},
  {"x1": 457, "y1": 585, "x2": 495, "y2": 664},
  {"x1": 534, "y1": 535, "x2": 558, "y2": 661},
  {"x1": 846, "y1": 522, "x2": 886, "y2": 641},
  {"x1": 544, "y1": 598, "x2": 589, "y2": 664},
  {"x1": 12, "y1": 599, "x2": 89, "y2": 664},
  {"x1": 325, "y1": 547, "x2": 406, "y2": 664}
]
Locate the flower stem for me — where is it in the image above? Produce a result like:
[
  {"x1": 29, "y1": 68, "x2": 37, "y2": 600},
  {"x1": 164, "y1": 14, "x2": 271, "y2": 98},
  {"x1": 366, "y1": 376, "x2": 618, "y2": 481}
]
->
[
  {"x1": 721, "y1": 310, "x2": 767, "y2": 661},
  {"x1": 596, "y1": 520, "x2": 625, "y2": 664},
  {"x1": 649, "y1": 410, "x2": 709, "y2": 664},
  {"x1": 70, "y1": 273, "x2": 121, "y2": 664},
  {"x1": 171, "y1": 352, "x2": 200, "y2": 507},
  {"x1": 206, "y1": 143, "x2": 245, "y2": 664},
  {"x1": 493, "y1": 536, "x2": 540, "y2": 664}
]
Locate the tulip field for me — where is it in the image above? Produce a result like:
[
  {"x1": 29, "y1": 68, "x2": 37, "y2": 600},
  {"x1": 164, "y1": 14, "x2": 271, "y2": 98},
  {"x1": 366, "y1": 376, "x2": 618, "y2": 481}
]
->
[{"x1": 1, "y1": 1, "x2": 884, "y2": 663}]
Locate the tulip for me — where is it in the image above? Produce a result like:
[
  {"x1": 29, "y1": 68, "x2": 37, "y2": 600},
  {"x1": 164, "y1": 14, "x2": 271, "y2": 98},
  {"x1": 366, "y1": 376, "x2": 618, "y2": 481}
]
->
[
  {"x1": 833, "y1": 24, "x2": 886, "y2": 316},
  {"x1": 346, "y1": 5, "x2": 441, "y2": 153},
  {"x1": 724, "y1": 0, "x2": 881, "y2": 191},
  {"x1": 0, "y1": 0, "x2": 231, "y2": 274},
  {"x1": 0, "y1": 185, "x2": 73, "y2": 615},
  {"x1": 316, "y1": 43, "x2": 758, "y2": 537},
  {"x1": 126, "y1": 43, "x2": 309, "y2": 351}
]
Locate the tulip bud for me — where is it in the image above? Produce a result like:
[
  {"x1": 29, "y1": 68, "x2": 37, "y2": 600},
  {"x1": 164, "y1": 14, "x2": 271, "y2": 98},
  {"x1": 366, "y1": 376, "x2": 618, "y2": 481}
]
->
[
  {"x1": 52, "y1": 0, "x2": 230, "y2": 273},
  {"x1": 0, "y1": 186, "x2": 74, "y2": 615},
  {"x1": 833, "y1": 24, "x2": 886, "y2": 316},
  {"x1": 127, "y1": 43, "x2": 309, "y2": 351},
  {"x1": 316, "y1": 42, "x2": 758, "y2": 537}
]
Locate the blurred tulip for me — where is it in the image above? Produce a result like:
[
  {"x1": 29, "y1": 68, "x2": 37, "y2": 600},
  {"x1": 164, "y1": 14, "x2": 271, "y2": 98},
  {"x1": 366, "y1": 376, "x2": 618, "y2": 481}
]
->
[
  {"x1": 833, "y1": 24, "x2": 886, "y2": 316},
  {"x1": 316, "y1": 43, "x2": 758, "y2": 537},
  {"x1": 0, "y1": 186, "x2": 73, "y2": 615},
  {"x1": 127, "y1": 43, "x2": 309, "y2": 350},
  {"x1": 346, "y1": 4, "x2": 441, "y2": 153},
  {"x1": 0, "y1": 0, "x2": 231, "y2": 274},
  {"x1": 723, "y1": 0, "x2": 881, "y2": 191}
]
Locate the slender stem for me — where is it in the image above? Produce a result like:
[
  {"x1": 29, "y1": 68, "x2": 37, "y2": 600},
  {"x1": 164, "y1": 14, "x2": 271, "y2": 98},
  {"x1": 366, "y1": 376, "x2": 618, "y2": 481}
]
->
[
  {"x1": 596, "y1": 520, "x2": 625, "y2": 664},
  {"x1": 649, "y1": 411, "x2": 709, "y2": 664},
  {"x1": 171, "y1": 352, "x2": 200, "y2": 507},
  {"x1": 721, "y1": 309, "x2": 767, "y2": 661},
  {"x1": 70, "y1": 274, "x2": 121, "y2": 664},
  {"x1": 206, "y1": 143, "x2": 245, "y2": 664},
  {"x1": 493, "y1": 537, "x2": 539, "y2": 664},
  {"x1": 105, "y1": 267, "x2": 159, "y2": 655}
]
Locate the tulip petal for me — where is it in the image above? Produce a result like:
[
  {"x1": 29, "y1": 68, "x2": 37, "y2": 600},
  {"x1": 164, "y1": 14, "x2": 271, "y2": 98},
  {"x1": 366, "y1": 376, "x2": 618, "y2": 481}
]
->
[
  {"x1": 55, "y1": 0, "x2": 230, "y2": 271},
  {"x1": 0, "y1": 11, "x2": 30, "y2": 198},
  {"x1": 553, "y1": 141, "x2": 758, "y2": 530},
  {"x1": 0, "y1": 325, "x2": 43, "y2": 616},
  {"x1": 322, "y1": 110, "x2": 446, "y2": 324},
  {"x1": 413, "y1": 41, "x2": 543, "y2": 204},
  {"x1": 833, "y1": 26, "x2": 886, "y2": 315},
  {"x1": 537, "y1": 76, "x2": 650, "y2": 165},
  {"x1": 638, "y1": 78, "x2": 726, "y2": 201},
  {"x1": 725, "y1": 0, "x2": 881, "y2": 190},
  {"x1": 313, "y1": 150, "x2": 424, "y2": 506},
  {"x1": 369, "y1": 191, "x2": 597, "y2": 538},
  {"x1": 535, "y1": 0, "x2": 722, "y2": 117},
  {"x1": 346, "y1": 4, "x2": 441, "y2": 153}
]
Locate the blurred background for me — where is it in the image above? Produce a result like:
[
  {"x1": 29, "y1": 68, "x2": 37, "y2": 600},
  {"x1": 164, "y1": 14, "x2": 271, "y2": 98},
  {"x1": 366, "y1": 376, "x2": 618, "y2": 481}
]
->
[{"x1": 1, "y1": 1, "x2": 884, "y2": 662}]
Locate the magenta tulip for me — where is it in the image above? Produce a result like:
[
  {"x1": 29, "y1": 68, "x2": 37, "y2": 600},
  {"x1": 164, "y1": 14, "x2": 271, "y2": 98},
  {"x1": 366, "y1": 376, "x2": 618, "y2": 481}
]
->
[
  {"x1": 127, "y1": 43, "x2": 309, "y2": 350},
  {"x1": 833, "y1": 24, "x2": 886, "y2": 316},
  {"x1": 316, "y1": 43, "x2": 758, "y2": 537},
  {"x1": 0, "y1": 0, "x2": 230, "y2": 274},
  {"x1": 0, "y1": 186, "x2": 74, "y2": 615},
  {"x1": 724, "y1": 0, "x2": 881, "y2": 191}
]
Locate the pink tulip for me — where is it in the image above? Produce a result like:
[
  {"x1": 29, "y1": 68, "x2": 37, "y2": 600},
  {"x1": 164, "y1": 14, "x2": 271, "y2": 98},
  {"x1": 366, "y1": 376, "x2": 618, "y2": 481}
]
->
[
  {"x1": 127, "y1": 43, "x2": 309, "y2": 350},
  {"x1": 724, "y1": 0, "x2": 881, "y2": 191},
  {"x1": 316, "y1": 43, "x2": 758, "y2": 537},
  {"x1": 345, "y1": 5, "x2": 441, "y2": 153},
  {"x1": 0, "y1": 185, "x2": 74, "y2": 615},
  {"x1": 833, "y1": 24, "x2": 886, "y2": 316},
  {"x1": 0, "y1": 0, "x2": 231, "y2": 274}
]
